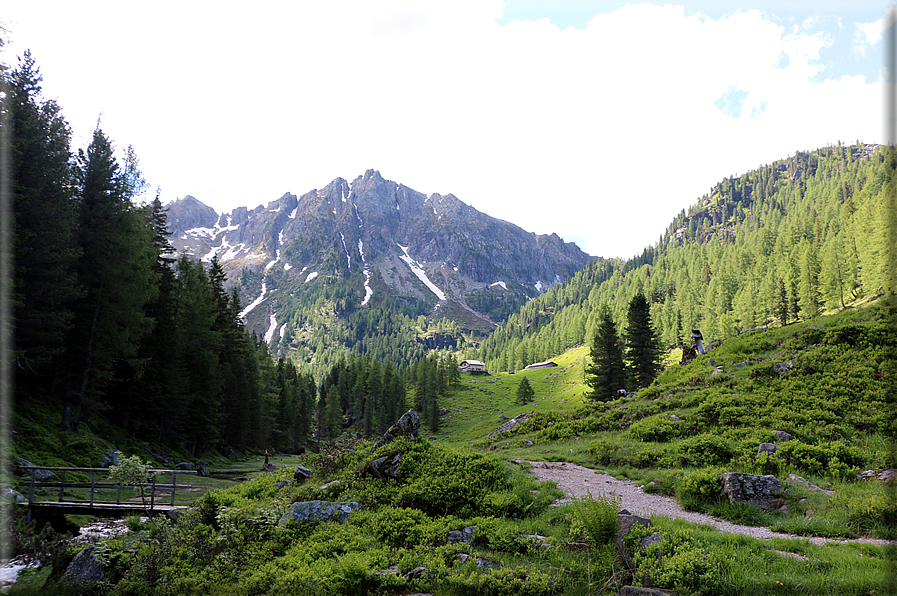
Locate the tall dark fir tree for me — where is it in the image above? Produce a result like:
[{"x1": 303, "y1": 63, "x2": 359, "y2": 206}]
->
[
  {"x1": 585, "y1": 307, "x2": 626, "y2": 402},
  {"x1": 625, "y1": 292, "x2": 662, "y2": 389}
]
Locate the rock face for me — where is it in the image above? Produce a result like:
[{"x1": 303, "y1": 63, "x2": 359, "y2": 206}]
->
[
  {"x1": 277, "y1": 501, "x2": 360, "y2": 526},
  {"x1": 167, "y1": 171, "x2": 597, "y2": 340},
  {"x1": 370, "y1": 409, "x2": 421, "y2": 454},
  {"x1": 718, "y1": 473, "x2": 784, "y2": 510},
  {"x1": 61, "y1": 545, "x2": 105, "y2": 586}
]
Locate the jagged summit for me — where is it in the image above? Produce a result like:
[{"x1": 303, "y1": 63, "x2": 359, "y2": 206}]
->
[{"x1": 167, "y1": 171, "x2": 596, "y2": 345}]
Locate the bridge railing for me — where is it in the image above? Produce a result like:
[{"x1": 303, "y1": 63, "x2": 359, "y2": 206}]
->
[{"x1": 20, "y1": 466, "x2": 197, "y2": 510}]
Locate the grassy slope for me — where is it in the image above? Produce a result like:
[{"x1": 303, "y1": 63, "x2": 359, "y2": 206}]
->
[{"x1": 9, "y1": 303, "x2": 896, "y2": 596}]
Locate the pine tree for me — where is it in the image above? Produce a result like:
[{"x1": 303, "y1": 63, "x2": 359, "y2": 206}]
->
[
  {"x1": 63, "y1": 128, "x2": 157, "y2": 430},
  {"x1": 625, "y1": 292, "x2": 663, "y2": 389},
  {"x1": 8, "y1": 51, "x2": 81, "y2": 395},
  {"x1": 585, "y1": 308, "x2": 626, "y2": 402},
  {"x1": 515, "y1": 377, "x2": 535, "y2": 405}
]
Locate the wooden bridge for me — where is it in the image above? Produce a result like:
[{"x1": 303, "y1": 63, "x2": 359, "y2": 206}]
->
[{"x1": 19, "y1": 466, "x2": 198, "y2": 520}]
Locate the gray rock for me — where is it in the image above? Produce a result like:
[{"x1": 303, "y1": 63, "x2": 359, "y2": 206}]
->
[
  {"x1": 405, "y1": 566, "x2": 429, "y2": 579},
  {"x1": 176, "y1": 462, "x2": 196, "y2": 470},
  {"x1": 1, "y1": 485, "x2": 27, "y2": 503},
  {"x1": 669, "y1": 414, "x2": 681, "y2": 422},
  {"x1": 439, "y1": 408, "x2": 450, "y2": 416},
  {"x1": 773, "y1": 360, "x2": 794, "y2": 374},
  {"x1": 61, "y1": 544, "x2": 105, "y2": 586},
  {"x1": 277, "y1": 500, "x2": 359, "y2": 526},
  {"x1": 523, "y1": 440, "x2": 534, "y2": 447},
  {"x1": 101, "y1": 450, "x2": 121, "y2": 468},
  {"x1": 639, "y1": 532, "x2": 665, "y2": 549},
  {"x1": 757, "y1": 443, "x2": 779, "y2": 458},
  {"x1": 485, "y1": 410, "x2": 535, "y2": 439},
  {"x1": 17, "y1": 458, "x2": 54, "y2": 481},
  {"x1": 772, "y1": 430, "x2": 794, "y2": 442},
  {"x1": 366, "y1": 454, "x2": 402, "y2": 480},
  {"x1": 370, "y1": 409, "x2": 421, "y2": 454},
  {"x1": 615, "y1": 514, "x2": 652, "y2": 571},
  {"x1": 275, "y1": 480, "x2": 291, "y2": 489},
  {"x1": 719, "y1": 472, "x2": 784, "y2": 510},
  {"x1": 447, "y1": 526, "x2": 476, "y2": 545},
  {"x1": 786, "y1": 474, "x2": 831, "y2": 494},
  {"x1": 293, "y1": 465, "x2": 313, "y2": 483}
]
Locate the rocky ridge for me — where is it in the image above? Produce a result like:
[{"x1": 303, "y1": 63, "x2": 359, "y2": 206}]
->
[{"x1": 166, "y1": 170, "x2": 596, "y2": 343}]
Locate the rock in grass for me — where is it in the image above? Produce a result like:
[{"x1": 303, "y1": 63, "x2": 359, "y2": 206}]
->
[
  {"x1": 277, "y1": 500, "x2": 359, "y2": 526},
  {"x1": 719, "y1": 472, "x2": 783, "y2": 510},
  {"x1": 61, "y1": 545, "x2": 105, "y2": 586}
]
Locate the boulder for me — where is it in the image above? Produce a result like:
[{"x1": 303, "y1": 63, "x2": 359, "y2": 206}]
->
[
  {"x1": 275, "y1": 481, "x2": 291, "y2": 489},
  {"x1": 786, "y1": 474, "x2": 832, "y2": 495},
  {"x1": 370, "y1": 409, "x2": 421, "y2": 454},
  {"x1": 615, "y1": 514, "x2": 652, "y2": 571},
  {"x1": 176, "y1": 462, "x2": 196, "y2": 470},
  {"x1": 719, "y1": 473, "x2": 783, "y2": 510},
  {"x1": 405, "y1": 566, "x2": 429, "y2": 579},
  {"x1": 1, "y1": 485, "x2": 26, "y2": 503},
  {"x1": 61, "y1": 544, "x2": 105, "y2": 586},
  {"x1": 365, "y1": 454, "x2": 402, "y2": 480},
  {"x1": 772, "y1": 430, "x2": 794, "y2": 442},
  {"x1": 293, "y1": 465, "x2": 313, "y2": 483},
  {"x1": 277, "y1": 500, "x2": 359, "y2": 526},
  {"x1": 523, "y1": 440, "x2": 534, "y2": 447},
  {"x1": 446, "y1": 526, "x2": 476, "y2": 545},
  {"x1": 485, "y1": 410, "x2": 534, "y2": 439},
  {"x1": 17, "y1": 458, "x2": 54, "y2": 481},
  {"x1": 757, "y1": 443, "x2": 779, "y2": 458},
  {"x1": 101, "y1": 450, "x2": 121, "y2": 468},
  {"x1": 773, "y1": 360, "x2": 794, "y2": 374},
  {"x1": 195, "y1": 461, "x2": 208, "y2": 477},
  {"x1": 439, "y1": 408, "x2": 450, "y2": 416}
]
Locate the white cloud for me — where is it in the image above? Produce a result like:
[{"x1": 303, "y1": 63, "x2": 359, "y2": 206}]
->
[{"x1": 2, "y1": 1, "x2": 881, "y2": 259}]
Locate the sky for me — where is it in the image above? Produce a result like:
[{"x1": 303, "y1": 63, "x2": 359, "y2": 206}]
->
[{"x1": 3, "y1": 1, "x2": 895, "y2": 259}]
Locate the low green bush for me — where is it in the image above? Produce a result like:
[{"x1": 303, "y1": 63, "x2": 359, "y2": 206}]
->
[
  {"x1": 676, "y1": 434, "x2": 734, "y2": 467},
  {"x1": 628, "y1": 414, "x2": 681, "y2": 442},
  {"x1": 675, "y1": 467, "x2": 725, "y2": 511},
  {"x1": 625, "y1": 524, "x2": 728, "y2": 595}
]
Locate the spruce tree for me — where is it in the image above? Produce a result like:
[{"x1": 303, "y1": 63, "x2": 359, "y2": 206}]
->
[
  {"x1": 625, "y1": 292, "x2": 663, "y2": 389},
  {"x1": 8, "y1": 51, "x2": 81, "y2": 395},
  {"x1": 585, "y1": 308, "x2": 626, "y2": 402},
  {"x1": 515, "y1": 377, "x2": 535, "y2": 405}
]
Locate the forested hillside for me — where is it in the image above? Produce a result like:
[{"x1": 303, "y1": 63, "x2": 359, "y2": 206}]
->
[
  {"x1": 8, "y1": 53, "x2": 324, "y2": 455},
  {"x1": 476, "y1": 142, "x2": 897, "y2": 374}
]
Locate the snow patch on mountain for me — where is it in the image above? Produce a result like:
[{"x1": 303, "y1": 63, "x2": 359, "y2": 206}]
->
[
  {"x1": 491, "y1": 281, "x2": 507, "y2": 290},
  {"x1": 264, "y1": 313, "x2": 278, "y2": 344},
  {"x1": 397, "y1": 243, "x2": 446, "y2": 301},
  {"x1": 305, "y1": 271, "x2": 319, "y2": 283},
  {"x1": 240, "y1": 280, "x2": 267, "y2": 318}
]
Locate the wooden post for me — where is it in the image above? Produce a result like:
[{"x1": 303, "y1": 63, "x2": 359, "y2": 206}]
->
[
  {"x1": 171, "y1": 472, "x2": 177, "y2": 506},
  {"x1": 89, "y1": 471, "x2": 96, "y2": 506},
  {"x1": 150, "y1": 475, "x2": 156, "y2": 511},
  {"x1": 27, "y1": 470, "x2": 35, "y2": 506},
  {"x1": 58, "y1": 470, "x2": 66, "y2": 502}
]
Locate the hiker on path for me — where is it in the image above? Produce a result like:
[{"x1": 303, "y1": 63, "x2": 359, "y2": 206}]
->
[{"x1": 264, "y1": 450, "x2": 269, "y2": 466}]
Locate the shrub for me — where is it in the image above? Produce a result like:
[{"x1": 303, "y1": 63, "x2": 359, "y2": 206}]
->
[
  {"x1": 626, "y1": 524, "x2": 727, "y2": 595},
  {"x1": 676, "y1": 434, "x2": 734, "y2": 467},
  {"x1": 675, "y1": 467, "x2": 725, "y2": 511},
  {"x1": 629, "y1": 414, "x2": 681, "y2": 442}
]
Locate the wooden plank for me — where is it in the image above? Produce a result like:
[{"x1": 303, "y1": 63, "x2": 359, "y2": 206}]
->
[{"x1": 19, "y1": 501, "x2": 188, "y2": 516}]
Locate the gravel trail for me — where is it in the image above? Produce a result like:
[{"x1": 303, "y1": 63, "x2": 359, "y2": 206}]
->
[{"x1": 523, "y1": 460, "x2": 895, "y2": 547}]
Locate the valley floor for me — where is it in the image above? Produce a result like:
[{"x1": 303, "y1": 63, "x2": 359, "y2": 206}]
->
[{"x1": 524, "y1": 460, "x2": 896, "y2": 547}]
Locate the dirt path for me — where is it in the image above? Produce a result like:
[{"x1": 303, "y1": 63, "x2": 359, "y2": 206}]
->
[{"x1": 523, "y1": 460, "x2": 895, "y2": 547}]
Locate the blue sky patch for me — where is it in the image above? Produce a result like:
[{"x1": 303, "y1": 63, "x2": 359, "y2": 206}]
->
[{"x1": 714, "y1": 85, "x2": 750, "y2": 118}]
